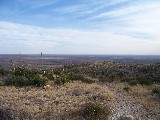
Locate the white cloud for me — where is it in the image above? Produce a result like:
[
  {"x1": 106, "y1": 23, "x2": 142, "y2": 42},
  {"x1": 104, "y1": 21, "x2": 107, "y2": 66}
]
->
[
  {"x1": 0, "y1": 21, "x2": 160, "y2": 54},
  {"x1": 90, "y1": 1, "x2": 160, "y2": 19},
  {"x1": 84, "y1": 0, "x2": 160, "y2": 42},
  {"x1": 53, "y1": 0, "x2": 132, "y2": 16}
]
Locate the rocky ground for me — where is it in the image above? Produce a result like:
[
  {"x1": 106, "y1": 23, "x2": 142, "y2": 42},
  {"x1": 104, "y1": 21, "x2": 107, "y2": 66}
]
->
[
  {"x1": 0, "y1": 81, "x2": 159, "y2": 120},
  {"x1": 101, "y1": 82, "x2": 160, "y2": 120}
]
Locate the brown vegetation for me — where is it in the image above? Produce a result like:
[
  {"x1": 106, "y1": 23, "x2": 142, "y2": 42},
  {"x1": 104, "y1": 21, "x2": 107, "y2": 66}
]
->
[{"x1": 0, "y1": 81, "x2": 114, "y2": 119}]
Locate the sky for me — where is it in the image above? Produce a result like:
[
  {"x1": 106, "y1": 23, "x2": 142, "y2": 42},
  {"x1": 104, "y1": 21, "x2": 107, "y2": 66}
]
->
[{"x1": 0, "y1": 0, "x2": 160, "y2": 55}]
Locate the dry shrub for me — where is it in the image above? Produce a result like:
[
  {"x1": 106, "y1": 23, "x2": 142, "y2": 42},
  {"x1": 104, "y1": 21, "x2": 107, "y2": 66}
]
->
[{"x1": 81, "y1": 102, "x2": 110, "y2": 120}]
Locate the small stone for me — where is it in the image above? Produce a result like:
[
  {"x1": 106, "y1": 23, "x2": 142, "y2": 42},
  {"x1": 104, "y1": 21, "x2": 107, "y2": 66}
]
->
[{"x1": 72, "y1": 89, "x2": 84, "y2": 96}]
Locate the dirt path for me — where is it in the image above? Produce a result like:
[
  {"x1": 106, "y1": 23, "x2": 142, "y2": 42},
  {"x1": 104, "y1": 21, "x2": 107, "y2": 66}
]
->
[{"x1": 101, "y1": 84, "x2": 157, "y2": 120}]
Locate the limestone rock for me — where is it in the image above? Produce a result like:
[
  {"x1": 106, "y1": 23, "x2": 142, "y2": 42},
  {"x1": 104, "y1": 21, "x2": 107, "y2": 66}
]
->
[{"x1": 72, "y1": 89, "x2": 84, "y2": 96}]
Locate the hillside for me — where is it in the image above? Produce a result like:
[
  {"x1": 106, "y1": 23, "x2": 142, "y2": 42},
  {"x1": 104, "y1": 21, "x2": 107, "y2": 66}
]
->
[{"x1": 0, "y1": 60, "x2": 160, "y2": 119}]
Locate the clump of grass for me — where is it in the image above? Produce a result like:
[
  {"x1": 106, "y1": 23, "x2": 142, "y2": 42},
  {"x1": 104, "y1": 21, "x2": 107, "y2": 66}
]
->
[
  {"x1": 0, "y1": 68, "x2": 9, "y2": 76},
  {"x1": 0, "y1": 77, "x2": 4, "y2": 86},
  {"x1": 54, "y1": 74, "x2": 70, "y2": 85},
  {"x1": 29, "y1": 75, "x2": 48, "y2": 87},
  {"x1": 132, "y1": 76, "x2": 153, "y2": 85},
  {"x1": 152, "y1": 88, "x2": 160, "y2": 94},
  {"x1": 13, "y1": 75, "x2": 48, "y2": 87},
  {"x1": 81, "y1": 78, "x2": 95, "y2": 84},
  {"x1": 128, "y1": 80, "x2": 139, "y2": 86},
  {"x1": 82, "y1": 102, "x2": 110, "y2": 120},
  {"x1": 68, "y1": 73, "x2": 85, "y2": 81},
  {"x1": 152, "y1": 88, "x2": 160, "y2": 100},
  {"x1": 14, "y1": 76, "x2": 28, "y2": 87},
  {"x1": 123, "y1": 85, "x2": 131, "y2": 92},
  {"x1": 1, "y1": 67, "x2": 48, "y2": 87},
  {"x1": 45, "y1": 73, "x2": 54, "y2": 81},
  {"x1": 3, "y1": 74, "x2": 15, "y2": 86},
  {"x1": 127, "y1": 76, "x2": 153, "y2": 86}
]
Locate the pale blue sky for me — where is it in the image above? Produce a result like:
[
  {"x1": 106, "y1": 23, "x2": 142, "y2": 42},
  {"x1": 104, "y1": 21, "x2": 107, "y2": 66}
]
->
[{"x1": 0, "y1": 0, "x2": 160, "y2": 54}]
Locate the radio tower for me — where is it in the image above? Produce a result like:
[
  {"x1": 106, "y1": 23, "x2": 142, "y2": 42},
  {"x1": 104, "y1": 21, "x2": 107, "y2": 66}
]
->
[{"x1": 41, "y1": 52, "x2": 43, "y2": 58}]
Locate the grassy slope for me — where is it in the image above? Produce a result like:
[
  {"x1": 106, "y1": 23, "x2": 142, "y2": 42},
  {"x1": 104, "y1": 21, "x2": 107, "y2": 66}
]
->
[{"x1": 0, "y1": 81, "x2": 114, "y2": 120}]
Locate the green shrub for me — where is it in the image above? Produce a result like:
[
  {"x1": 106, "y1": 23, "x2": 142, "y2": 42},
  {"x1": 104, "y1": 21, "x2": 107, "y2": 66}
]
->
[
  {"x1": 82, "y1": 102, "x2": 110, "y2": 120},
  {"x1": 152, "y1": 88, "x2": 160, "y2": 94},
  {"x1": 0, "y1": 80, "x2": 3, "y2": 86},
  {"x1": 14, "y1": 67, "x2": 25, "y2": 76},
  {"x1": 137, "y1": 76, "x2": 153, "y2": 85},
  {"x1": 45, "y1": 73, "x2": 54, "y2": 80},
  {"x1": 54, "y1": 74, "x2": 69, "y2": 85},
  {"x1": 13, "y1": 75, "x2": 47, "y2": 87},
  {"x1": 99, "y1": 77, "x2": 108, "y2": 82},
  {"x1": 68, "y1": 73, "x2": 85, "y2": 80},
  {"x1": 4, "y1": 75, "x2": 14, "y2": 86},
  {"x1": 53, "y1": 70, "x2": 61, "y2": 75},
  {"x1": 139, "y1": 79, "x2": 153, "y2": 85},
  {"x1": 81, "y1": 78, "x2": 95, "y2": 84},
  {"x1": 14, "y1": 76, "x2": 28, "y2": 87},
  {"x1": 99, "y1": 76, "x2": 115, "y2": 83},
  {"x1": 123, "y1": 85, "x2": 131, "y2": 92},
  {"x1": 128, "y1": 80, "x2": 139, "y2": 86},
  {"x1": 0, "y1": 68, "x2": 8, "y2": 76},
  {"x1": 108, "y1": 73, "x2": 116, "y2": 82},
  {"x1": 152, "y1": 88, "x2": 160, "y2": 99},
  {"x1": 29, "y1": 75, "x2": 48, "y2": 87}
]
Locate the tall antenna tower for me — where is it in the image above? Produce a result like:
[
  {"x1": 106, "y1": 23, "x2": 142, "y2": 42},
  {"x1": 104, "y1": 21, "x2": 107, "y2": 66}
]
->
[{"x1": 41, "y1": 52, "x2": 43, "y2": 58}]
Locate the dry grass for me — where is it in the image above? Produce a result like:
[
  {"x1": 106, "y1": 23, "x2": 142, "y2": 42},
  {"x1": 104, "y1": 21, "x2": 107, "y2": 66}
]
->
[
  {"x1": 107, "y1": 82, "x2": 160, "y2": 116},
  {"x1": 0, "y1": 81, "x2": 114, "y2": 119},
  {"x1": 127, "y1": 84, "x2": 160, "y2": 114}
]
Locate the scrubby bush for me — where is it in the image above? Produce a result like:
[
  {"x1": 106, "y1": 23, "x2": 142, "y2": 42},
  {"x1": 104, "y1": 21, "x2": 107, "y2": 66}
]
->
[
  {"x1": 3, "y1": 74, "x2": 14, "y2": 86},
  {"x1": 152, "y1": 88, "x2": 160, "y2": 94},
  {"x1": 45, "y1": 73, "x2": 54, "y2": 80},
  {"x1": 0, "y1": 79, "x2": 3, "y2": 86},
  {"x1": 82, "y1": 102, "x2": 110, "y2": 120},
  {"x1": 12, "y1": 75, "x2": 48, "y2": 87},
  {"x1": 81, "y1": 78, "x2": 95, "y2": 84},
  {"x1": 99, "y1": 77, "x2": 108, "y2": 82},
  {"x1": 14, "y1": 67, "x2": 37, "y2": 78},
  {"x1": 53, "y1": 70, "x2": 61, "y2": 75},
  {"x1": 127, "y1": 77, "x2": 153, "y2": 86},
  {"x1": 152, "y1": 88, "x2": 160, "y2": 99},
  {"x1": 99, "y1": 75, "x2": 116, "y2": 83},
  {"x1": 138, "y1": 77, "x2": 153, "y2": 85},
  {"x1": 14, "y1": 67, "x2": 26, "y2": 76},
  {"x1": 68, "y1": 73, "x2": 85, "y2": 80},
  {"x1": 128, "y1": 80, "x2": 139, "y2": 86},
  {"x1": 123, "y1": 85, "x2": 131, "y2": 92},
  {"x1": 54, "y1": 74, "x2": 70, "y2": 85},
  {"x1": 0, "y1": 68, "x2": 9, "y2": 76},
  {"x1": 14, "y1": 76, "x2": 28, "y2": 87},
  {"x1": 29, "y1": 75, "x2": 48, "y2": 87}
]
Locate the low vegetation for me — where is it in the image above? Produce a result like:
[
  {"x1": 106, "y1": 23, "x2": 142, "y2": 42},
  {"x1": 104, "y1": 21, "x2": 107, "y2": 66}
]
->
[
  {"x1": 123, "y1": 85, "x2": 131, "y2": 92},
  {"x1": 0, "y1": 60, "x2": 159, "y2": 119},
  {"x1": 82, "y1": 102, "x2": 110, "y2": 120},
  {"x1": 65, "y1": 61, "x2": 160, "y2": 85},
  {"x1": 0, "y1": 81, "x2": 114, "y2": 119},
  {"x1": 152, "y1": 88, "x2": 160, "y2": 99}
]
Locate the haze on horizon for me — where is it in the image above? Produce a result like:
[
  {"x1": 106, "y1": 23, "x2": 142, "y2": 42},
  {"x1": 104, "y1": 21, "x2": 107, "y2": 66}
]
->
[{"x1": 0, "y1": 0, "x2": 160, "y2": 55}]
